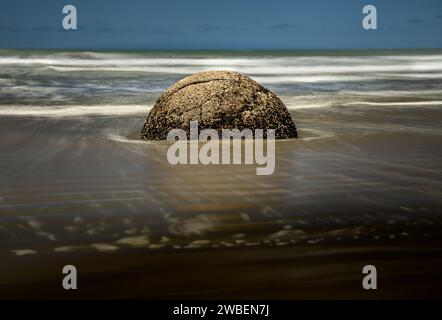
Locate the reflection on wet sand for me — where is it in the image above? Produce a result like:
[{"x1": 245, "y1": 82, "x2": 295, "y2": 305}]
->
[{"x1": 1, "y1": 102, "x2": 442, "y2": 298}]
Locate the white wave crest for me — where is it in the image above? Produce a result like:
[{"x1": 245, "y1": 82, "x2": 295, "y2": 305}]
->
[
  {"x1": 0, "y1": 105, "x2": 151, "y2": 117},
  {"x1": 2, "y1": 55, "x2": 442, "y2": 79}
]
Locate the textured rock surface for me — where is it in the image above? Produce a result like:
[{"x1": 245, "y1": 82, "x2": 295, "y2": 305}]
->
[{"x1": 141, "y1": 71, "x2": 298, "y2": 140}]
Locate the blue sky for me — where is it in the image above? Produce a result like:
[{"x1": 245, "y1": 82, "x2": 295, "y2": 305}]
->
[{"x1": 0, "y1": 0, "x2": 441, "y2": 49}]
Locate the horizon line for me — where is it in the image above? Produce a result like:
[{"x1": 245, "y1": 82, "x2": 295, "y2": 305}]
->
[{"x1": 1, "y1": 47, "x2": 442, "y2": 52}]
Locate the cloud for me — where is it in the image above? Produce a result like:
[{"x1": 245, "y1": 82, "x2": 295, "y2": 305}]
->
[
  {"x1": 31, "y1": 26, "x2": 58, "y2": 32},
  {"x1": 149, "y1": 27, "x2": 183, "y2": 36},
  {"x1": 200, "y1": 26, "x2": 220, "y2": 32},
  {"x1": 226, "y1": 26, "x2": 247, "y2": 31},
  {"x1": 0, "y1": 24, "x2": 26, "y2": 33},
  {"x1": 0, "y1": 24, "x2": 86, "y2": 34},
  {"x1": 98, "y1": 27, "x2": 114, "y2": 33},
  {"x1": 197, "y1": 26, "x2": 247, "y2": 33},
  {"x1": 96, "y1": 21, "x2": 112, "y2": 27},
  {"x1": 97, "y1": 26, "x2": 139, "y2": 33},
  {"x1": 268, "y1": 23, "x2": 303, "y2": 30},
  {"x1": 121, "y1": 27, "x2": 136, "y2": 33},
  {"x1": 408, "y1": 18, "x2": 423, "y2": 24},
  {"x1": 94, "y1": 25, "x2": 182, "y2": 36},
  {"x1": 269, "y1": 23, "x2": 294, "y2": 30}
]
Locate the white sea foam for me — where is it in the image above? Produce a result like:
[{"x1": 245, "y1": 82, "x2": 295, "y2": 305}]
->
[
  {"x1": 2, "y1": 55, "x2": 442, "y2": 79},
  {"x1": 342, "y1": 101, "x2": 442, "y2": 107},
  {"x1": 107, "y1": 134, "x2": 156, "y2": 144},
  {"x1": 0, "y1": 105, "x2": 151, "y2": 117},
  {"x1": 2, "y1": 54, "x2": 442, "y2": 65},
  {"x1": 286, "y1": 103, "x2": 333, "y2": 109},
  {"x1": 253, "y1": 75, "x2": 373, "y2": 83},
  {"x1": 285, "y1": 100, "x2": 442, "y2": 109},
  {"x1": 0, "y1": 99, "x2": 440, "y2": 119},
  {"x1": 41, "y1": 63, "x2": 442, "y2": 76},
  {"x1": 1, "y1": 52, "x2": 441, "y2": 118},
  {"x1": 343, "y1": 89, "x2": 442, "y2": 97}
]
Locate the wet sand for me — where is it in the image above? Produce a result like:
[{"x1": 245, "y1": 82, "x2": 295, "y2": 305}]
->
[
  {"x1": 3, "y1": 243, "x2": 442, "y2": 299},
  {"x1": 1, "y1": 103, "x2": 442, "y2": 299}
]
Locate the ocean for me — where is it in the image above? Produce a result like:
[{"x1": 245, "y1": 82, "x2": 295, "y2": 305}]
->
[
  {"x1": 1, "y1": 49, "x2": 442, "y2": 116},
  {"x1": 1, "y1": 49, "x2": 442, "y2": 298}
]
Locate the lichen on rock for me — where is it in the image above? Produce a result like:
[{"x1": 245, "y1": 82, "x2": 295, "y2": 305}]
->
[{"x1": 141, "y1": 71, "x2": 298, "y2": 140}]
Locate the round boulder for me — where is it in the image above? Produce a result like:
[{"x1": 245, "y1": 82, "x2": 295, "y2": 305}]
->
[{"x1": 140, "y1": 71, "x2": 298, "y2": 140}]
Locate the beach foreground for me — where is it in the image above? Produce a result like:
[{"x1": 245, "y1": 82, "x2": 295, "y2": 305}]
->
[{"x1": 1, "y1": 105, "x2": 442, "y2": 299}]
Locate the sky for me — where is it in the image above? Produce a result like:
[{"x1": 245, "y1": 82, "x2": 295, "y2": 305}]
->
[{"x1": 0, "y1": 0, "x2": 441, "y2": 50}]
